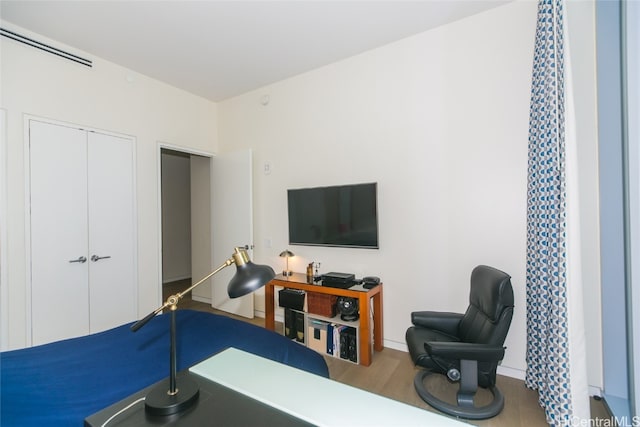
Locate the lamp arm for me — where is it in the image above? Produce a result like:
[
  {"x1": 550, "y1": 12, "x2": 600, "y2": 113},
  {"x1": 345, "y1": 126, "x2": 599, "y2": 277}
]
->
[
  {"x1": 175, "y1": 257, "x2": 234, "y2": 300},
  {"x1": 126, "y1": 246, "x2": 272, "y2": 416},
  {"x1": 130, "y1": 256, "x2": 235, "y2": 332}
]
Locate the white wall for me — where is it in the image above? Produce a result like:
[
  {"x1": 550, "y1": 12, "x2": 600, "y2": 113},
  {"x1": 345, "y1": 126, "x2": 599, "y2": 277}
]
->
[
  {"x1": 0, "y1": 1, "x2": 604, "y2": 390},
  {"x1": 219, "y1": 2, "x2": 536, "y2": 374},
  {"x1": 0, "y1": 22, "x2": 218, "y2": 349},
  {"x1": 161, "y1": 151, "x2": 192, "y2": 283}
]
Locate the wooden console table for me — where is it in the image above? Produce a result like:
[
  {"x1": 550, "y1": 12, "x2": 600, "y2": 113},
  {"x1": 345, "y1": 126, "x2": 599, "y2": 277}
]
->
[{"x1": 265, "y1": 273, "x2": 383, "y2": 366}]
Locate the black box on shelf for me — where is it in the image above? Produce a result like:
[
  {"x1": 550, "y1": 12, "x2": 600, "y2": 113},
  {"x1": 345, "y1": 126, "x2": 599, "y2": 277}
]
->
[
  {"x1": 278, "y1": 289, "x2": 305, "y2": 311},
  {"x1": 321, "y1": 272, "x2": 356, "y2": 289}
]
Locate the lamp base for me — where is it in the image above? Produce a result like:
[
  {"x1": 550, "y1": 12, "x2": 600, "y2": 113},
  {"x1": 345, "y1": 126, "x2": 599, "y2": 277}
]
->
[
  {"x1": 283, "y1": 270, "x2": 293, "y2": 276},
  {"x1": 144, "y1": 375, "x2": 200, "y2": 416}
]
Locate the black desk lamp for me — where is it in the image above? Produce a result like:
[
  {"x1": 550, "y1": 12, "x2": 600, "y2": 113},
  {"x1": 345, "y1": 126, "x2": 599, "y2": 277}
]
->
[{"x1": 130, "y1": 247, "x2": 275, "y2": 416}]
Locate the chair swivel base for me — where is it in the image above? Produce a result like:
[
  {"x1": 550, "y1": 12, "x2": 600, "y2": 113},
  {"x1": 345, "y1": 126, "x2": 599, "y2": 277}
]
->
[{"x1": 413, "y1": 370, "x2": 504, "y2": 420}]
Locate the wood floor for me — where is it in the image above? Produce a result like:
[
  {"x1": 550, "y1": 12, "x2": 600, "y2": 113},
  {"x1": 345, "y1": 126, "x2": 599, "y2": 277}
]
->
[{"x1": 164, "y1": 280, "x2": 610, "y2": 426}]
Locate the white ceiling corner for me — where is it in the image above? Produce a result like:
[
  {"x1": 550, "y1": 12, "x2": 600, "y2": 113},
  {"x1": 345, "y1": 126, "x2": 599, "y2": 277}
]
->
[{"x1": 0, "y1": 1, "x2": 512, "y2": 102}]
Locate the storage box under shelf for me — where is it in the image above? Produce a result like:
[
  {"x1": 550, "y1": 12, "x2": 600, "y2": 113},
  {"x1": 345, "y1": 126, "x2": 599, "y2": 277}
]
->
[
  {"x1": 306, "y1": 292, "x2": 337, "y2": 317},
  {"x1": 278, "y1": 289, "x2": 305, "y2": 311}
]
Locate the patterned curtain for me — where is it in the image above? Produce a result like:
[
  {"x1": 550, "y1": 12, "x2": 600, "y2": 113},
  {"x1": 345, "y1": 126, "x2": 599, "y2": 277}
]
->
[{"x1": 525, "y1": 0, "x2": 572, "y2": 425}]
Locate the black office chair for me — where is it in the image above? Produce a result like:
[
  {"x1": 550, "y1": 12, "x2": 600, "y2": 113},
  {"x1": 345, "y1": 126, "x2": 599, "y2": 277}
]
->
[{"x1": 405, "y1": 265, "x2": 514, "y2": 419}]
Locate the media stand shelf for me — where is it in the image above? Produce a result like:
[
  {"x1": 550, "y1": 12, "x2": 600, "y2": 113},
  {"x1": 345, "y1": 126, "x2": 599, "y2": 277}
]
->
[{"x1": 265, "y1": 273, "x2": 383, "y2": 366}]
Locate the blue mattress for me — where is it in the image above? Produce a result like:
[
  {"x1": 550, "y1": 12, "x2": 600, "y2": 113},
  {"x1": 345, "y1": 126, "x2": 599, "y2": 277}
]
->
[{"x1": 1, "y1": 309, "x2": 328, "y2": 426}]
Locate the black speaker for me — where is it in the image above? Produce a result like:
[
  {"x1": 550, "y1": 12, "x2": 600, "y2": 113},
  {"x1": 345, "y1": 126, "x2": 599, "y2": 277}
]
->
[
  {"x1": 295, "y1": 311, "x2": 305, "y2": 343},
  {"x1": 336, "y1": 297, "x2": 359, "y2": 321},
  {"x1": 339, "y1": 327, "x2": 358, "y2": 362},
  {"x1": 284, "y1": 308, "x2": 296, "y2": 339}
]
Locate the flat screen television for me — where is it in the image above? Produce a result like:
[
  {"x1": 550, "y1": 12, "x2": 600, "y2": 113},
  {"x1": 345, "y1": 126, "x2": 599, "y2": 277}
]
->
[{"x1": 287, "y1": 182, "x2": 379, "y2": 249}]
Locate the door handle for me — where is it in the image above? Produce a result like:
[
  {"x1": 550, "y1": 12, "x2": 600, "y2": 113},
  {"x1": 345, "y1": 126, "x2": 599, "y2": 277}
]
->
[
  {"x1": 69, "y1": 256, "x2": 87, "y2": 263},
  {"x1": 91, "y1": 255, "x2": 111, "y2": 262}
]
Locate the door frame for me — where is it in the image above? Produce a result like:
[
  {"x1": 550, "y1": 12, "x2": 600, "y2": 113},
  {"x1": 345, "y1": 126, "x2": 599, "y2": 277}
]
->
[
  {"x1": 23, "y1": 115, "x2": 138, "y2": 346},
  {"x1": 156, "y1": 143, "x2": 214, "y2": 308}
]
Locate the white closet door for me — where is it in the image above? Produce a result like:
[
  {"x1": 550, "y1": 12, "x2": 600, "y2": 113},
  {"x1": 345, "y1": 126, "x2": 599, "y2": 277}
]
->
[
  {"x1": 30, "y1": 120, "x2": 90, "y2": 345},
  {"x1": 87, "y1": 132, "x2": 136, "y2": 333}
]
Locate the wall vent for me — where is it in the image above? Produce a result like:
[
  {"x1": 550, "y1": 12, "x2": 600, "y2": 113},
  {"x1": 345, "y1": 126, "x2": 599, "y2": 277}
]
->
[{"x1": 1, "y1": 27, "x2": 92, "y2": 68}]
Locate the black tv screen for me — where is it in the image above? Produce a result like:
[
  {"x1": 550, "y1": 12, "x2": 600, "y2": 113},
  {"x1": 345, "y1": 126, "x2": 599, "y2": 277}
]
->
[{"x1": 287, "y1": 183, "x2": 379, "y2": 249}]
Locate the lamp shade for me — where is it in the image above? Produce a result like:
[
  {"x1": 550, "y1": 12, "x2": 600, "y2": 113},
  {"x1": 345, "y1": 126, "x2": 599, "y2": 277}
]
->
[
  {"x1": 279, "y1": 250, "x2": 294, "y2": 258},
  {"x1": 227, "y1": 248, "x2": 275, "y2": 298}
]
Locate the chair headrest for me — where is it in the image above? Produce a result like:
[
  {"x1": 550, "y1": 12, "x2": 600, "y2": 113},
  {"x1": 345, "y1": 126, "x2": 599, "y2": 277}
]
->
[{"x1": 469, "y1": 265, "x2": 514, "y2": 322}]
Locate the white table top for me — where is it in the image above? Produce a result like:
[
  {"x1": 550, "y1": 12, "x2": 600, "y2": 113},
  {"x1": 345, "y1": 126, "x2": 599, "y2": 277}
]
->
[{"x1": 190, "y1": 347, "x2": 468, "y2": 427}]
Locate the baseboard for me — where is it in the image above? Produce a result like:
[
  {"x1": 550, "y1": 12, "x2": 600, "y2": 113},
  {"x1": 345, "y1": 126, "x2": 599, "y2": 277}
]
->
[
  {"x1": 497, "y1": 365, "x2": 526, "y2": 380},
  {"x1": 162, "y1": 274, "x2": 191, "y2": 284},
  {"x1": 192, "y1": 295, "x2": 211, "y2": 305},
  {"x1": 383, "y1": 340, "x2": 408, "y2": 352},
  {"x1": 589, "y1": 386, "x2": 603, "y2": 397}
]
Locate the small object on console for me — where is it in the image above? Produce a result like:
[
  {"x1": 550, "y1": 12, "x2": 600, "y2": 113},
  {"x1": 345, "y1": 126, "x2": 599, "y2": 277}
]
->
[
  {"x1": 362, "y1": 276, "x2": 380, "y2": 289},
  {"x1": 306, "y1": 262, "x2": 314, "y2": 283},
  {"x1": 322, "y1": 272, "x2": 355, "y2": 283},
  {"x1": 321, "y1": 272, "x2": 356, "y2": 289}
]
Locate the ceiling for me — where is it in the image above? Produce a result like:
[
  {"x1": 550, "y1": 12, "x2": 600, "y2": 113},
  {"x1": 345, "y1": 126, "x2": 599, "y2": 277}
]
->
[{"x1": 0, "y1": 1, "x2": 511, "y2": 102}]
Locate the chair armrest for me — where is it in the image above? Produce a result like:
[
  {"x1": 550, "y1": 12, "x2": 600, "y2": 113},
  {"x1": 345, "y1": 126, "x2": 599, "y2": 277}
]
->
[
  {"x1": 411, "y1": 311, "x2": 463, "y2": 336},
  {"x1": 424, "y1": 341, "x2": 505, "y2": 363}
]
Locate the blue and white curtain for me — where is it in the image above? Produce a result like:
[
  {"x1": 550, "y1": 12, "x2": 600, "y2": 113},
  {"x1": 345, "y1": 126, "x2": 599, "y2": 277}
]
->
[{"x1": 526, "y1": 0, "x2": 589, "y2": 425}]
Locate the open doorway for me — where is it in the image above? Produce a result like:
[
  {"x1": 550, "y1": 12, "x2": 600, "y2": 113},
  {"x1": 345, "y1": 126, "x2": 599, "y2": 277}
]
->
[
  {"x1": 160, "y1": 147, "x2": 212, "y2": 305},
  {"x1": 159, "y1": 147, "x2": 254, "y2": 318}
]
